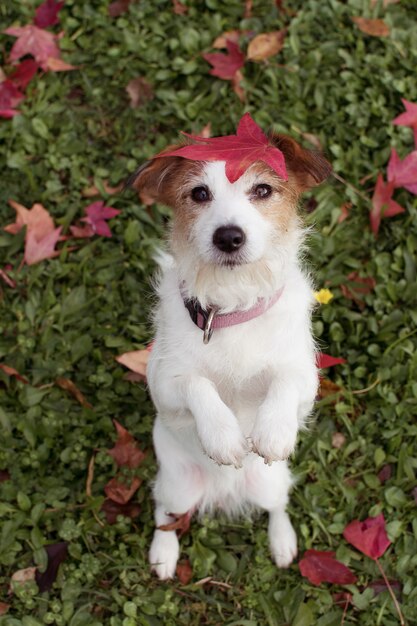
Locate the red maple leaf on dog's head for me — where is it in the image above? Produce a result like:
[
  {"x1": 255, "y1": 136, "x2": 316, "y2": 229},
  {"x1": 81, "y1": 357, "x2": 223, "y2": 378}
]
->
[{"x1": 156, "y1": 113, "x2": 288, "y2": 184}]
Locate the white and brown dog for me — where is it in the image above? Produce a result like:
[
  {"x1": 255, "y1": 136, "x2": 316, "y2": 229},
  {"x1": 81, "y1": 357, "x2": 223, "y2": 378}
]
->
[{"x1": 132, "y1": 121, "x2": 331, "y2": 579}]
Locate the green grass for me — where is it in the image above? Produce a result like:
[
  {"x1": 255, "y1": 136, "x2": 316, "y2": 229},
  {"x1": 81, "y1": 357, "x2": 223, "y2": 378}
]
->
[{"x1": 1, "y1": 0, "x2": 417, "y2": 624}]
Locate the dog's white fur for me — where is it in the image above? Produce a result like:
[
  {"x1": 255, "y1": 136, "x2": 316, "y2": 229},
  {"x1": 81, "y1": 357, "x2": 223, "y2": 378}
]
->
[{"x1": 140, "y1": 158, "x2": 322, "y2": 580}]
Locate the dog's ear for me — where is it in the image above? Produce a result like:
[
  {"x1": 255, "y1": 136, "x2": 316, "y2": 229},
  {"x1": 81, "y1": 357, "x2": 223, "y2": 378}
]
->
[
  {"x1": 126, "y1": 149, "x2": 184, "y2": 207},
  {"x1": 271, "y1": 134, "x2": 332, "y2": 192}
]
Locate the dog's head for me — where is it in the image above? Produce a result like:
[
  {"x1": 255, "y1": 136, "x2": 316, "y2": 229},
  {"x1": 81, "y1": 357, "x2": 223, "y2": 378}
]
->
[{"x1": 130, "y1": 134, "x2": 331, "y2": 306}]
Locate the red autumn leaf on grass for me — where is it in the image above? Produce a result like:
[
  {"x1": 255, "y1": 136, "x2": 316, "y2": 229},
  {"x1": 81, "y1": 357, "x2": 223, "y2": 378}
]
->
[
  {"x1": 176, "y1": 559, "x2": 193, "y2": 584},
  {"x1": 4, "y1": 200, "x2": 63, "y2": 265},
  {"x1": 108, "y1": 0, "x2": 132, "y2": 17},
  {"x1": 158, "y1": 113, "x2": 288, "y2": 184},
  {"x1": 352, "y1": 17, "x2": 390, "y2": 37},
  {"x1": 387, "y1": 148, "x2": 417, "y2": 195},
  {"x1": 299, "y1": 550, "x2": 357, "y2": 586},
  {"x1": 393, "y1": 99, "x2": 417, "y2": 147},
  {"x1": 35, "y1": 542, "x2": 68, "y2": 592},
  {"x1": 55, "y1": 377, "x2": 93, "y2": 409},
  {"x1": 370, "y1": 174, "x2": 405, "y2": 236},
  {"x1": 4, "y1": 25, "x2": 61, "y2": 70},
  {"x1": 70, "y1": 201, "x2": 121, "y2": 238},
  {"x1": 0, "y1": 80, "x2": 25, "y2": 118},
  {"x1": 8, "y1": 59, "x2": 39, "y2": 89},
  {"x1": 340, "y1": 271, "x2": 376, "y2": 309},
  {"x1": 107, "y1": 420, "x2": 146, "y2": 469},
  {"x1": 34, "y1": 0, "x2": 64, "y2": 29},
  {"x1": 104, "y1": 475, "x2": 142, "y2": 505},
  {"x1": 316, "y1": 352, "x2": 346, "y2": 369},
  {"x1": 203, "y1": 40, "x2": 245, "y2": 80},
  {"x1": 100, "y1": 498, "x2": 141, "y2": 524},
  {"x1": 343, "y1": 513, "x2": 391, "y2": 560},
  {"x1": 158, "y1": 511, "x2": 193, "y2": 538}
]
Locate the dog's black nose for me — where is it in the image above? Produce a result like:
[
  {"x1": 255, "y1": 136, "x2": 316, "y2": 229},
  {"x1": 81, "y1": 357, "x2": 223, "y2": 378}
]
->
[{"x1": 212, "y1": 226, "x2": 246, "y2": 253}]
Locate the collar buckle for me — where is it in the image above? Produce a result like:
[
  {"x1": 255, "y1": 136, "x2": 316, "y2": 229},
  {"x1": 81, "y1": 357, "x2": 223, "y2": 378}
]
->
[{"x1": 203, "y1": 306, "x2": 219, "y2": 344}]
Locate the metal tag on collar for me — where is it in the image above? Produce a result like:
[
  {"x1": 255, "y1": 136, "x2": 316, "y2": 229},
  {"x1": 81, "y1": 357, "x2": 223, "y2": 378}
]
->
[{"x1": 203, "y1": 306, "x2": 219, "y2": 344}]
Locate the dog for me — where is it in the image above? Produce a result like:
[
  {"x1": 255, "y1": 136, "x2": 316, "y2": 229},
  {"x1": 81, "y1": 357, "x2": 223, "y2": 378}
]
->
[{"x1": 131, "y1": 121, "x2": 331, "y2": 579}]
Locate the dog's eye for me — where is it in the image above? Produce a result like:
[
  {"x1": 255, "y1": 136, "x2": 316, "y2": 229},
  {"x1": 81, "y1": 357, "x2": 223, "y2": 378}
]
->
[
  {"x1": 254, "y1": 184, "x2": 272, "y2": 199},
  {"x1": 191, "y1": 186, "x2": 210, "y2": 203}
]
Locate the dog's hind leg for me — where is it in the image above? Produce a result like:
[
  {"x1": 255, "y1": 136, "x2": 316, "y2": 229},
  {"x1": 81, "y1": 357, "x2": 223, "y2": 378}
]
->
[
  {"x1": 149, "y1": 418, "x2": 205, "y2": 580},
  {"x1": 245, "y1": 456, "x2": 297, "y2": 568}
]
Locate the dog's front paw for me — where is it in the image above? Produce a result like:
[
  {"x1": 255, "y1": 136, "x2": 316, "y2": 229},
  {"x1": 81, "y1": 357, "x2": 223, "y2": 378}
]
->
[
  {"x1": 250, "y1": 420, "x2": 298, "y2": 464},
  {"x1": 200, "y1": 418, "x2": 250, "y2": 468},
  {"x1": 269, "y1": 510, "x2": 297, "y2": 568},
  {"x1": 149, "y1": 530, "x2": 179, "y2": 580}
]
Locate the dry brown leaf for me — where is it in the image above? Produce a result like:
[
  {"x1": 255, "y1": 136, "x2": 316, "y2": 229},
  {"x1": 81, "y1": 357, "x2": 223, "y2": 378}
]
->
[
  {"x1": 11, "y1": 567, "x2": 37, "y2": 585},
  {"x1": 212, "y1": 30, "x2": 241, "y2": 49},
  {"x1": 247, "y1": 29, "x2": 287, "y2": 61},
  {"x1": 232, "y1": 69, "x2": 245, "y2": 102},
  {"x1": 172, "y1": 0, "x2": 188, "y2": 14},
  {"x1": 176, "y1": 559, "x2": 193, "y2": 584},
  {"x1": 319, "y1": 378, "x2": 343, "y2": 398},
  {"x1": 56, "y1": 377, "x2": 93, "y2": 409},
  {"x1": 107, "y1": 419, "x2": 146, "y2": 469},
  {"x1": 370, "y1": 0, "x2": 399, "y2": 7},
  {"x1": 158, "y1": 511, "x2": 192, "y2": 537},
  {"x1": 126, "y1": 76, "x2": 153, "y2": 108},
  {"x1": 116, "y1": 349, "x2": 150, "y2": 381},
  {"x1": 332, "y1": 432, "x2": 346, "y2": 449},
  {"x1": 0, "y1": 603, "x2": 10, "y2": 616},
  {"x1": 104, "y1": 475, "x2": 142, "y2": 504},
  {"x1": 352, "y1": 17, "x2": 390, "y2": 37},
  {"x1": 338, "y1": 202, "x2": 352, "y2": 223},
  {"x1": 0, "y1": 363, "x2": 29, "y2": 383},
  {"x1": 82, "y1": 181, "x2": 123, "y2": 198}
]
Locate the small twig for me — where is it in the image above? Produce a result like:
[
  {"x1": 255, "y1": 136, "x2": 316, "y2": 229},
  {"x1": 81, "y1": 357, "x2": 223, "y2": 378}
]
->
[
  {"x1": 332, "y1": 172, "x2": 371, "y2": 204},
  {"x1": 86, "y1": 454, "x2": 104, "y2": 528},
  {"x1": 340, "y1": 594, "x2": 351, "y2": 625},
  {"x1": 375, "y1": 558, "x2": 405, "y2": 626},
  {"x1": 352, "y1": 378, "x2": 380, "y2": 395},
  {"x1": 194, "y1": 577, "x2": 233, "y2": 590}
]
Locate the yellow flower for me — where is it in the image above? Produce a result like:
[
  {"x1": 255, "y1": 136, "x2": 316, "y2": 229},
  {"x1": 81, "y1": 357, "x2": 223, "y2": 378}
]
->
[{"x1": 314, "y1": 288, "x2": 334, "y2": 304}]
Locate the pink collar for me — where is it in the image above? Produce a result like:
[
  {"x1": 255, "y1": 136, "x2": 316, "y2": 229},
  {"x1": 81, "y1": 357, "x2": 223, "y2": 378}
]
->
[{"x1": 183, "y1": 287, "x2": 284, "y2": 344}]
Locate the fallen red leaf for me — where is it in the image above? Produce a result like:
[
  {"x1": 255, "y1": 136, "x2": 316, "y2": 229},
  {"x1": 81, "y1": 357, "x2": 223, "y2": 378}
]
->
[
  {"x1": 377, "y1": 465, "x2": 392, "y2": 484},
  {"x1": 0, "y1": 79, "x2": 24, "y2": 118},
  {"x1": 316, "y1": 353, "x2": 346, "y2": 369},
  {"x1": 81, "y1": 201, "x2": 121, "y2": 237},
  {"x1": 107, "y1": 420, "x2": 146, "y2": 469},
  {"x1": 299, "y1": 549, "x2": 358, "y2": 586},
  {"x1": 343, "y1": 513, "x2": 391, "y2": 560},
  {"x1": 4, "y1": 25, "x2": 62, "y2": 71},
  {"x1": 0, "y1": 603, "x2": 10, "y2": 616},
  {"x1": 0, "y1": 364, "x2": 29, "y2": 384},
  {"x1": 8, "y1": 59, "x2": 39, "y2": 89},
  {"x1": 158, "y1": 113, "x2": 288, "y2": 184},
  {"x1": 176, "y1": 559, "x2": 193, "y2": 584},
  {"x1": 44, "y1": 57, "x2": 76, "y2": 72},
  {"x1": 158, "y1": 511, "x2": 192, "y2": 537},
  {"x1": 101, "y1": 498, "x2": 141, "y2": 524},
  {"x1": 392, "y1": 99, "x2": 417, "y2": 147},
  {"x1": 34, "y1": 0, "x2": 64, "y2": 29},
  {"x1": 104, "y1": 475, "x2": 142, "y2": 505},
  {"x1": 387, "y1": 148, "x2": 417, "y2": 195},
  {"x1": 338, "y1": 202, "x2": 351, "y2": 223},
  {"x1": 35, "y1": 542, "x2": 68, "y2": 592},
  {"x1": 202, "y1": 40, "x2": 245, "y2": 80},
  {"x1": 340, "y1": 271, "x2": 376, "y2": 309},
  {"x1": 172, "y1": 0, "x2": 188, "y2": 14},
  {"x1": 370, "y1": 173, "x2": 405, "y2": 236},
  {"x1": 25, "y1": 226, "x2": 62, "y2": 265},
  {"x1": 0, "y1": 470, "x2": 11, "y2": 483},
  {"x1": 352, "y1": 17, "x2": 390, "y2": 37},
  {"x1": 108, "y1": 0, "x2": 132, "y2": 17},
  {"x1": 69, "y1": 224, "x2": 95, "y2": 238}
]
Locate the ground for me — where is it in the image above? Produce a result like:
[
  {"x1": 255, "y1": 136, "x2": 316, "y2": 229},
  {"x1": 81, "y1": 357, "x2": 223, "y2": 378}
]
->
[{"x1": 1, "y1": 1, "x2": 417, "y2": 625}]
